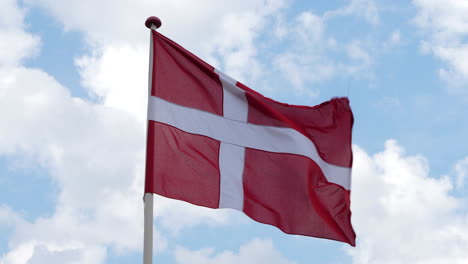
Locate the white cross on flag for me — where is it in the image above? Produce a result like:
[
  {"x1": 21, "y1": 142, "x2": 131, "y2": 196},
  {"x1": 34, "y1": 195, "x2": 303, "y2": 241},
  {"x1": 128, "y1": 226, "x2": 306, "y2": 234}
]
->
[{"x1": 145, "y1": 30, "x2": 356, "y2": 246}]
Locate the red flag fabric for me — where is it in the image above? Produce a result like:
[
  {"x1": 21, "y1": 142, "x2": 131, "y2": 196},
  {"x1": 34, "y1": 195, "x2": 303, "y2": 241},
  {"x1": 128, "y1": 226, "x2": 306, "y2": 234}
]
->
[{"x1": 145, "y1": 30, "x2": 356, "y2": 246}]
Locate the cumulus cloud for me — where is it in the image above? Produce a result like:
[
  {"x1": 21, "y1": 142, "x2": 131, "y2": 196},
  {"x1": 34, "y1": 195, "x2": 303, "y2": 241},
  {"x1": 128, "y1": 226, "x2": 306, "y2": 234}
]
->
[
  {"x1": 27, "y1": 0, "x2": 285, "y2": 48},
  {"x1": 274, "y1": 12, "x2": 331, "y2": 94},
  {"x1": 0, "y1": 37, "x2": 234, "y2": 264},
  {"x1": 25, "y1": 0, "x2": 289, "y2": 118},
  {"x1": 0, "y1": 65, "x2": 154, "y2": 263},
  {"x1": 413, "y1": 0, "x2": 468, "y2": 91},
  {"x1": 349, "y1": 141, "x2": 468, "y2": 263},
  {"x1": 174, "y1": 239, "x2": 295, "y2": 264},
  {"x1": 0, "y1": 0, "x2": 40, "y2": 67},
  {"x1": 273, "y1": 10, "x2": 374, "y2": 96},
  {"x1": 75, "y1": 45, "x2": 149, "y2": 119},
  {"x1": 28, "y1": 0, "x2": 287, "y2": 84},
  {"x1": 1, "y1": 241, "x2": 107, "y2": 264},
  {"x1": 0, "y1": 1, "x2": 242, "y2": 262},
  {"x1": 155, "y1": 197, "x2": 239, "y2": 235}
]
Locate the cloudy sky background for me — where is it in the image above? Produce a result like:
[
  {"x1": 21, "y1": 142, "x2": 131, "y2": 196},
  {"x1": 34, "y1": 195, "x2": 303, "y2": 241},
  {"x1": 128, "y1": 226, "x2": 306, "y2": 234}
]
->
[{"x1": 1, "y1": 0, "x2": 468, "y2": 263}]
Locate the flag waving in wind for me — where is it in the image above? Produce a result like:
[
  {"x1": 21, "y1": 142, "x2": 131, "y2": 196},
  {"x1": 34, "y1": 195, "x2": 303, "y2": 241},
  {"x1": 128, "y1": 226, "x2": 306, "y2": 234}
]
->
[{"x1": 145, "y1": 29, "x2": 356, "y2": 246}]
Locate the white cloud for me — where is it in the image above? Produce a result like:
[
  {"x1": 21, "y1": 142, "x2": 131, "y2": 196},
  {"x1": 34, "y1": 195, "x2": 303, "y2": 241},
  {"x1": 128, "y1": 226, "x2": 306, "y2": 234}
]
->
[
  {"x1": 455, "y1": 157, "x2": 468, "y2": 189},
  {"x1": 273, "y1": 11, "x2": 334, "y2": 95},
  {"x1": 273, "y1": 10, "x2": 374, "y2": 96},
  {"x1": 27, "y1": 245, "x2": 82, "y2": 264},
  {"x1": 380, "y1": 30, "x2": 402, "y2": 52},
  {"x1": 0, "y1": 62, "x2": 237, "y2": 263},
  {"x1": 349, "y1": 140, "x2": 468, "y2": 263},
  {"x1": 27, "y1": 0, "x2": 288, "y2": 117},
  {"x1": 0, "y1": 0, "x2": 40, "y2": 67},
  {"x1": 389, "y1": 30, "x2": 401, "y2": 46},
  {"x1": 274, "y1": 51, "x2": 332, "y2": 96},
  {"x1": 324, "y1": 0, "x2": 379, "y2": 25},
  {"x1": 0, "y1": 65, "x2": 153, "y2": 263},
  {"x1": 344, "y1": 40, "x2": 373, "y2": 75},
  {"x1": 0, "y1": 2, "x2": 253, "y2": 262},
  {"x1": 0, "y1": 30, "x2": 39, "y2": 67},
  {"x1": 174, "y1": 239, "x2": 295, "y2": 264},
  {"x1": 0, "y1": 242, "x2": 35, "y2": 264},
  {"x1": 155, "y1": 196, "x2": 239, "y2": 235},
  {"x1": 413, "y1": 0, "x2": 468, "y2": 91},
  {"x1": 0, "y1": 206, "x2": 25, "y2": 227},
  {"x1": 27, "y1": 0, "x2": 285, "y2": 48},
  {"x1": 273, "y1": 12, "x2": 334, "y2": 94},
  {"x1": 76, "y1": 45, "x2": 149, "y2": 119},
  {"x1": 0, "y1": 241, "x2": 107, "y2": 264},
  {"x1": 208, "y1": 11, "x2": 265, "y2": 83}
]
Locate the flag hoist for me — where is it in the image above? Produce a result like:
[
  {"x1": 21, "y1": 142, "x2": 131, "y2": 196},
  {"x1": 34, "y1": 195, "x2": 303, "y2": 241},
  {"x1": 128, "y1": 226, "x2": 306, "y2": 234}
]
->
[{"x1": 143, "y1": 16, "x2": 161, "y2": 264}]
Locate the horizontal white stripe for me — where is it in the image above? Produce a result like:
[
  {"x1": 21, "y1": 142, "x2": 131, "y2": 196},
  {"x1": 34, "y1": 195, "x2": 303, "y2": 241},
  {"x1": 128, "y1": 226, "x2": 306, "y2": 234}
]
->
[{"x1": 148, "y1": 96, "x2": 351, "y2": 190}]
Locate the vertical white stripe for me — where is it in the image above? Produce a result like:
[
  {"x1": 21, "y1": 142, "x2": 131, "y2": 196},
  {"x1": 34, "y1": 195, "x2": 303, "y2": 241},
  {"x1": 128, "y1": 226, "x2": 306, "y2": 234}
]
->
[
  {"x1": 216, "y1": 70, "x2": 248, "y2": 121},
  {"x1": 216, "y1": 69, "x2": 247, "y2": 210},
  {"x1": 218, "y1": 143, "x2": 246, "y2": 210}
]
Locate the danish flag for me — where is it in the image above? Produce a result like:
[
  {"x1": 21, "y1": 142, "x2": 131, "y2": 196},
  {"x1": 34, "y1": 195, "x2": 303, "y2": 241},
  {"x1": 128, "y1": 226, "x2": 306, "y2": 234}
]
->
[{"x1": 145, "y1": 30, "x2": 356, "y2": 246}]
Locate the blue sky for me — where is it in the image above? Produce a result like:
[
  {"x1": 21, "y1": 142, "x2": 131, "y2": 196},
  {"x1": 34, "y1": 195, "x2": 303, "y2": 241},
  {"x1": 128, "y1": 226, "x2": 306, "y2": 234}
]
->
[{"x1": 1, "y1": 0, "x2": 468, "y2": 263}]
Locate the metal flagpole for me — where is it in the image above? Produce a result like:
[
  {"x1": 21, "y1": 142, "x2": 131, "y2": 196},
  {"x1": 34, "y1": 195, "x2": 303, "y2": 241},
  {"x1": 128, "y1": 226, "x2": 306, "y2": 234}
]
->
[
  {"x1": 143, "y1": 192, "x2": 154, "y2": 264},
  {"x1": 144, "y1": 16, "x2": 162, "y2": 264}
]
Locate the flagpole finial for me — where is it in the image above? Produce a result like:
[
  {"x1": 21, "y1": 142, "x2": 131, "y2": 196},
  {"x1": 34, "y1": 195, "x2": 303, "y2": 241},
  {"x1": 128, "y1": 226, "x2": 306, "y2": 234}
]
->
[{"x1": 145, "y1": 16, "x2": 162, "y2": 29}]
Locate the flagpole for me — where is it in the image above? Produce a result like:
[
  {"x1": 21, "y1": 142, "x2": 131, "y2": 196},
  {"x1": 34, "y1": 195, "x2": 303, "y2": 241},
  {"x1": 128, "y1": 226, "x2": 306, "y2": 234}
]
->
[{"x1": 144, "y1": 16, "x2": 162, "y2": 264}]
